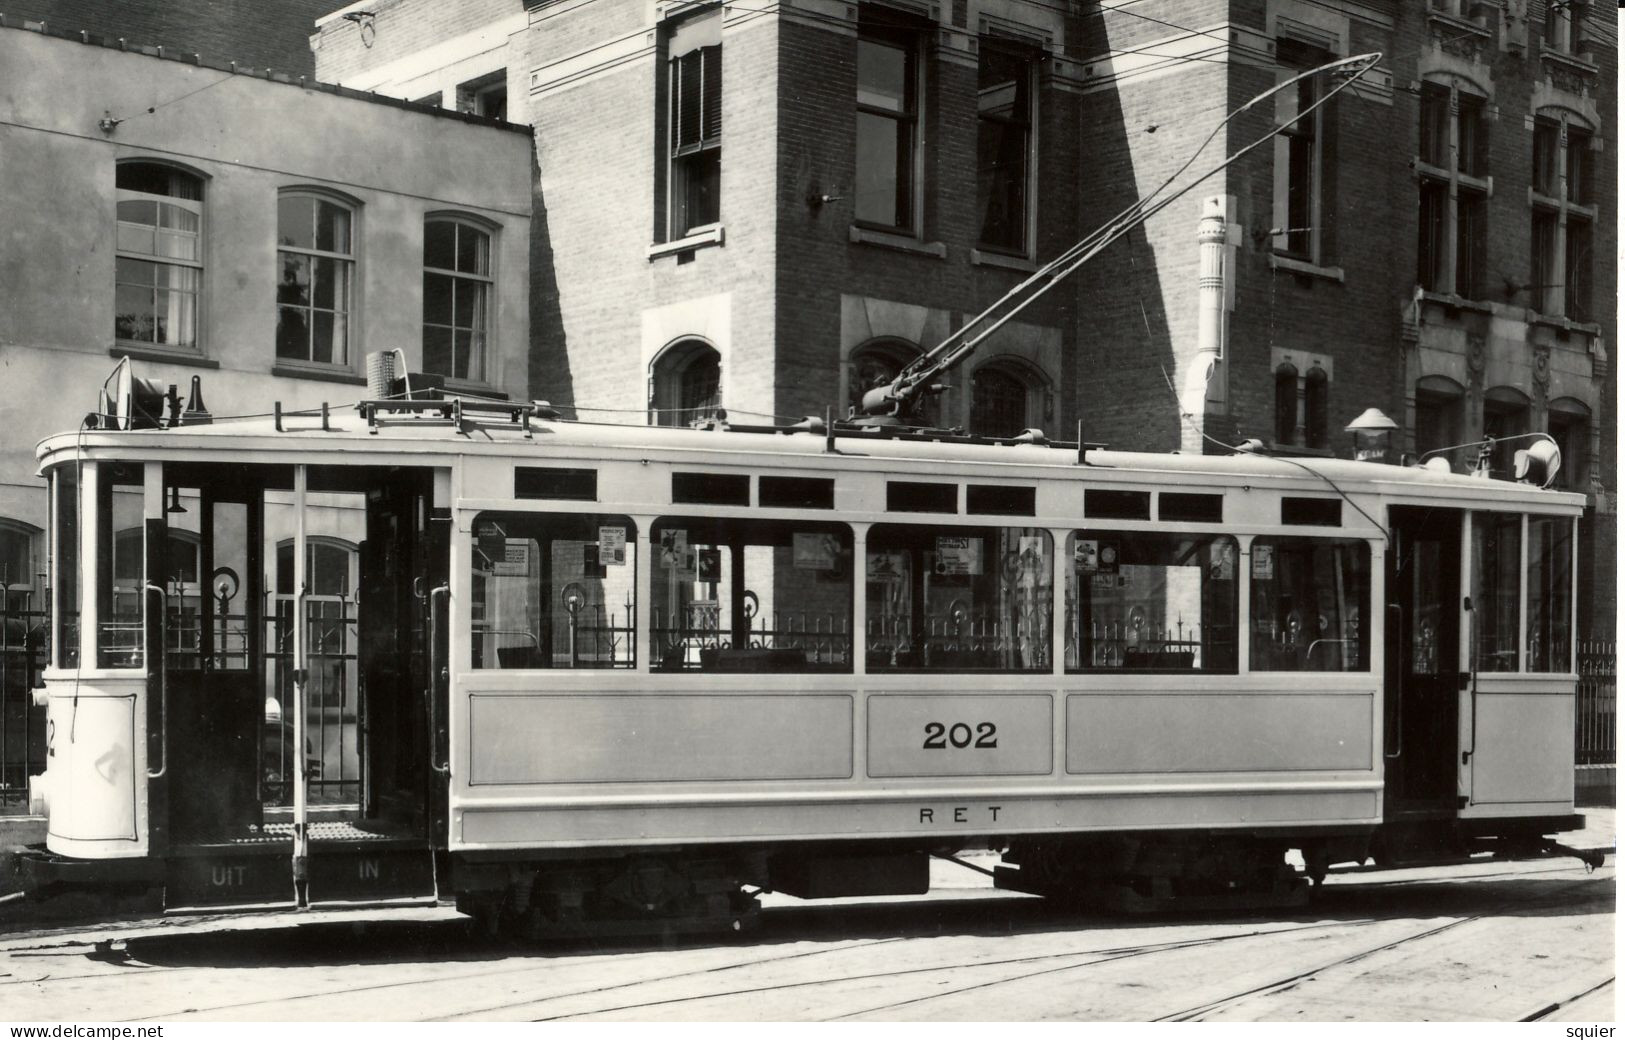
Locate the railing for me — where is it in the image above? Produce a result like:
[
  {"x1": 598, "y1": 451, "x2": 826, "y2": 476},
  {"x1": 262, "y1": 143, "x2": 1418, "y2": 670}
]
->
[
  {"x1": 657, "y1": 607, "x2": 851, "y2": 670},
  {"x1": 1576, "y1": 640, "x2": 1616, "y2": 767},
  {"x1": 0, "y1": 609, "x2": 47, "y2": 813}
]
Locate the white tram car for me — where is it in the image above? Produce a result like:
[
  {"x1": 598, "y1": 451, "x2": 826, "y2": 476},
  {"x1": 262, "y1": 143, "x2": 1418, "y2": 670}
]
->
[{"x1": 5, "y1": 392, "x2": 1592, "y2": 929}]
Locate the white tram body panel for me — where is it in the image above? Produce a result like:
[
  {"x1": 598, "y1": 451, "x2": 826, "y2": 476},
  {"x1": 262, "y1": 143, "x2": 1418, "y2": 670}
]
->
[{"x1": 22, "y1": 414, "x2": 1584, "y2": 911}]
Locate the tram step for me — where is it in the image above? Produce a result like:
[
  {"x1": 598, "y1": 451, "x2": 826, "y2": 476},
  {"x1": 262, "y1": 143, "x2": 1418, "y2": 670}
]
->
[{"x1": 165, "y1": 845, "x2": 436, "y2": 910}]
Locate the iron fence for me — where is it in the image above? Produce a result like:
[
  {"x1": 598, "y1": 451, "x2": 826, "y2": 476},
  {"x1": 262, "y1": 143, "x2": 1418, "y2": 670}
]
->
[
  {"x1": 0, "y1": 609, "x2": 46, "y2": 812},
  {"x1": 1576, "y1": 640, "x2": 1616, "y2": 767}
]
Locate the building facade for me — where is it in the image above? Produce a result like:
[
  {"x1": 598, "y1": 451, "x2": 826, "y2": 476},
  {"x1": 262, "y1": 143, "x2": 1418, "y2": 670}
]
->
[
  {"x1": 312, "y1": 0, "x2": 1614, "y2": 639},
  {"x1": 0, "y1": 16, "x2": 533, "y2": 812}
]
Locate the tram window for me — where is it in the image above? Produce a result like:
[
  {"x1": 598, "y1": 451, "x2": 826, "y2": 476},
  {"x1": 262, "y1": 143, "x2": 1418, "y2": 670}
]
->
[
  {"x1": 97, "y1": 465, "x2": 145, "y2": 669},
  {"x1": 1472, "y1": 512, "x2": 1521, "y2": 672},
  {"x1": 1085, "y1": 489, "x2": 1151, "y2": 521},
  {"x1": 1160, "y1": 492, "x2": 1223, "y2": 524},
  {"x1": 759, "y1": 476, "x2": 834, "y2": 510},
  {"x1": 1248, "y1": 538, "x2": 1370, "y2": 671},
  {"x1": 470, "y1": 513, "x2": 638, "y2": 669},
  {"x1": 1281, "y1": 497, "x2": 1341, "y2": 526},
  {"x1": 651, "y1": 518, "x2": 852, "y2": 673},
  {"x1": 1526, "y1": 516, "x2": 1572, "y2": 673},
  {"x1": 51, "y1": 467, "x2": 80, "y2": 668},
  {"x1": 887, "y1": 481, "x2": 958, "y2": 514},
  {"x1": 1065, "y1": 531, "x2": 1238, "y2": 673},
  {"x1": 865, "y1": 524, "x2": 1052, "y2": 673},
  {"x1": 966, "y1": 484, "x2": 1035, "y2": 517},
  {"x1": 515, "y1": 467, "x2": 597, "y2": 502},
  {"x1": 672, "y1": 472, "x2": 750, "y2": 506}
]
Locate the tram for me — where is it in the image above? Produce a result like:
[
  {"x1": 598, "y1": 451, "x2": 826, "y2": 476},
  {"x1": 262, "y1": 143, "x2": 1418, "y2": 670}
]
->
[{"x1": 1, "y1": 368, "x2": 1594, "y2": 931}]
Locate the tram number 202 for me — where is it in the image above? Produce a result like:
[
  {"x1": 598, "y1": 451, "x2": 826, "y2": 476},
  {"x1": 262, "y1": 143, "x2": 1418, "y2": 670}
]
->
[{"x1": 922, "y1": 722, "x2": 997, "y2": 750}]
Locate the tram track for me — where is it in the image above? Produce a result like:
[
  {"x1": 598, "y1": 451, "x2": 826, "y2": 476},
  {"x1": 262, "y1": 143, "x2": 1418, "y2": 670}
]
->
[{"x1": 0, "y1": 859, "x2": 1608, "y2": 1021}]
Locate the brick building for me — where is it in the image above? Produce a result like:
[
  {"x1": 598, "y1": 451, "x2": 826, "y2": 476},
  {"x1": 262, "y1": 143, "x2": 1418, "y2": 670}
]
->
[{"x1": 312, "y1": 0, "x2": 1615, "y2": 639}]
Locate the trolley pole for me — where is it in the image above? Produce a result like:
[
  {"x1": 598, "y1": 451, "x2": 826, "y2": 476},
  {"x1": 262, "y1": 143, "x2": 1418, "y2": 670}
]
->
[{"x1": 291, "y1": 464, "x2": 310, "y2": 908}]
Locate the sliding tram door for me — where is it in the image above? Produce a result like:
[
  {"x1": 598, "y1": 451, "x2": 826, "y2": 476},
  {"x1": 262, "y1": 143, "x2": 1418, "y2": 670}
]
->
[{"x1": 1384, "y1": 506, "x2": 1462, "y2": 816}]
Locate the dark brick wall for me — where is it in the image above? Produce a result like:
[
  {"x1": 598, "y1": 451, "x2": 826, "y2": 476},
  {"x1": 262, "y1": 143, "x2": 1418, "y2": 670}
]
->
[{"x1": 5, "y1": 0, "x2": 333, "y2": 74}]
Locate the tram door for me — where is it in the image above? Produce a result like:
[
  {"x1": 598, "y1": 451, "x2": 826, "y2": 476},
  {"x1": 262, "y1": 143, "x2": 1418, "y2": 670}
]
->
[{"x1": 1384, "y1": 506, "x2": 1462, "y2": 815}]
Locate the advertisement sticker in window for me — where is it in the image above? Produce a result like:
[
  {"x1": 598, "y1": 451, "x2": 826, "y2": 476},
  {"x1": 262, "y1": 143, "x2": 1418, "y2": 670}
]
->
[
  {"x1": 793, "y1": 532, "x2": 839, "y2": 570},
  {"x1": 598, "y1": 526, "x2": 626, "y2": 566},
  {"x1": 934, "y1": 536, "x2": 984, "y2": 576}
]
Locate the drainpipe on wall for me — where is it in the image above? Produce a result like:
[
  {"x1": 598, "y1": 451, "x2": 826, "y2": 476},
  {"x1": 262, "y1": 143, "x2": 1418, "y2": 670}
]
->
[{"x1": 1180, "y1": 194, "x2": 1236, "y2": 449}]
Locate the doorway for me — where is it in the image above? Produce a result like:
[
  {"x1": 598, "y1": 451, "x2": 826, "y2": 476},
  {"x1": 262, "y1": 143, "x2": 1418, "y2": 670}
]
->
[{"x1": 1384, "y1": 506, "x2": 1462, "y2": 815}]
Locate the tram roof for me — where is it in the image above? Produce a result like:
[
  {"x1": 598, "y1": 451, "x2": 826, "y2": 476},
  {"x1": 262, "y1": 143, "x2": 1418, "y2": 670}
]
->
[{"x1": 37, "y1": 409, "x2": 1584, "y2": 515}]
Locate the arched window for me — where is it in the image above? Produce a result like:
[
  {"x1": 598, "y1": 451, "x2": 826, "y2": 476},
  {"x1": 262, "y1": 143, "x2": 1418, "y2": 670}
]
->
[
  {"x1": 650, "y1": 339, "x2": 721, "y2": 426},
  {"x1": 1547, "y1": 397, "x2": 1591, "y2": 491},
  {"x1": 116, "y1": 161, "x2": 203, "y2": 350},
  {"x1": 1304, "y1": 366, "x2": 1329, "y2": 449},
  {"x1": 1414, "y1": 375, "x2": 1465, "y2": 467},
  {"x1": 277, "y1": 190, "x2": 356, "y2": 367},
  {"x1": 1483, "y1": 386, "x2": 1531, "y2": 479},
  {"x1": 1273, "y1": 363, "x2": 1299, "y2": 445},
  {"x1": 969, "y1": 361, "x2": 1045, "y2": 438},
  {"x1": 847, "y1": 339, "x2": 936, "y2": 424},
  {"x1": 423, "y1": 217, "x2": 494, "y2": 382},
  {"x1": 0, "y1": 519, "x2": 40, "y2": 614}
]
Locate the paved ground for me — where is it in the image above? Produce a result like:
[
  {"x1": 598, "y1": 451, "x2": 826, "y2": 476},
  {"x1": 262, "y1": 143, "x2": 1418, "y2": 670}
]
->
[{"x1": 0, "y1": 822, "x2": 1612, "y2": 1023}]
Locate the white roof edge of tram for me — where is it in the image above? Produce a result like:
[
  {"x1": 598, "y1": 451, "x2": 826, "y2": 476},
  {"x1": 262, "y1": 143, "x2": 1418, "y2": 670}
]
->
[{"x1": 34, "y1": 414, "x2": 1588, "y2": 517}]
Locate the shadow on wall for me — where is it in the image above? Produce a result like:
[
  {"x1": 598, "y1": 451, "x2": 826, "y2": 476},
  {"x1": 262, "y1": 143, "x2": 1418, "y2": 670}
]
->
[{"x1": 529, "y1": 143, "x2": 576, "y2": 415}]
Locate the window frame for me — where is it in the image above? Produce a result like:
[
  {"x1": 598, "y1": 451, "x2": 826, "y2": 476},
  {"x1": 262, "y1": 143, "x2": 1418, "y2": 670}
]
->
[
  {"x1": 275, "y1": 189, "x2": 358, "y2": 372},
  {"x1": 1470, "y1": 511, "x2": 1576, "y2": 676},
  {"x1": 1271, "y1": 41, "x2": 1330, "y2": 264},
  {"x1": 0, "y1": 518, "x2": 41, "y2": 615},
  {"x1": 422, "y1": 215, "x2": 496, "y2": 385},
  {"x1": 664, "y1": 7, "x2": 723, "y2": 240},
  {"x1": 974, "y1": 37, "x2": 1038, "y2": 257},
  {"x1": 114, "y1": 160, "x2": 205, "y2": 355},
  {"x1": 649, "y1": 338, "x2": 722, "y2": 427},
  {"x1": 1415, "y1": 79, "x2": 1492, "y2": 300},
  {"x1": 1529, "y1": 110, "x2": 1597, "y2": 321},
  {"x1": 968, "y1": 358, "x2": 1049, "y2": 438},
  {"x1": 854, "y1": 19, "x2": 924, "y2": 235}
]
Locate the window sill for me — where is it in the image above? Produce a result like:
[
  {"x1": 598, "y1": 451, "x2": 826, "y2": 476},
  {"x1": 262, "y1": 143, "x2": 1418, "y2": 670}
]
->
[
  {"x1": 271, "y1": 363, "x2": 366, "y2": 386},
  {"x1": 971, "y1": 249, "x2": 1038, "y2": 273},
  {"x1": 1539, "y1": 46, "x2": 1599, "y2": 76},
  {"x1": 849, "y1": 225, "x2": 947, "y2": 258},
  {"x1": 648, "y1": 224, "x2": 725, "y2": 260},
  {"x1": 109, "y1": 345, "x2": 219, "y2": 369},
  {"x1": 1269, "y1": 254, "x2": 1345, "y2": 283},
  {"x1": 1415, "y1": 289, "x2": 1496, "y2": 313},
  {"x1": 1530, "y1": 312, "x2": 1601, "y2": 337},
  {"x1": 1425, "y1": 10, "x2": 1491, "y2": 39}
]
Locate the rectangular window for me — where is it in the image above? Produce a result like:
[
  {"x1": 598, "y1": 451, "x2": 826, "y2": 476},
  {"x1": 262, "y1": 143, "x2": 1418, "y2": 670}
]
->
[
  {"x1": 652, "y1": 518, "x2": 852, "y2": 672},
  {"x1": 855, "y1": 22, "x2": 918, "y2": 232},
  {"x1": 1531, "y1": 208, "x2": 1558, "y2": 313},
  {"x1": 1418, "y1": 179, "x2": 1449, "y2": 292},
  {"x1": 1532, "y1": 118, "x2": 1560, "y2": 196},
  {"x1": 1273, "y1": 43, "x2": 1326, "y2": 260},
  {"x1": 1565, "y1": 127, "x2": 1592, "y2": 204},
  {"x1": 1248, "y1": 537, "x2": 1370, "y2": 671},
  {"x1": 1564, "y1": 216, "x2": 1591, "y2": 320},
  {"x1": 470, "y1": 513, "x2": 637, "y2": 669},
  {"x1": 1160, "y1": 492, "x2": 1223, "y2": 524},
  {"x1": 1456, "y1": 92, "x2": 1487, "y2": 177},
  {"x1": 672, "y1": 472, "x2": 750, "y2": 506},
  {"x1": 866, "y1": 524, "x2": 1052, "y2": 672},
  {"x1": 1066, "y1": 531, "x2": 1238, "y2": 673},
  {"x1": 760, "y1": 476, "x2": 835, "y2": 510},
  {"x1": 1085, "y1": 489, "x2": 1151, "y2": 521},
  {"x1": 51, "y1": 467, "x2": 80, "y2": 668},
  {"x1": 276, "y1": 194, "x2": 354, "y2": 367},
  {"x1": 115, "y1": 163, "x2": 203, "y2": 351},
  {"x1": 1455, "y1": 187, "x2": 1486, "y2": 301},
  {"x1": 667, "y1": 10, "x2": 721, "y2": 237},
  {"x1": 514, "y1": 467, "x2": 597, "y2": 501},
  {"x1": 966, "y1": 484, "x2": 1034, "y2": 517},
  {"x1": 1419, "y1": 82, "x2": 1451, "y2": 168},
  {"x1": 1281, "y1": 497, "x2": 1340, "y2": 526},
  {"x1": 422, "y1": 219, "x2": 493, "y2": 382},
  {"x1": 97, "y1": 465, "x2": 145, "y2": 669},
  {"x1": 887, "y1": 481, "x2": 957, "y2": 513},
  {"x1": 976, "y1": 41, "x2": 1033, "y2": 254},
  {"x1": 1526, "y1": 516, "x2": 1572, "y2": 672},
  {"x1": 1472, "y1": 512, "x2": 1522, "y2": 672}
]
